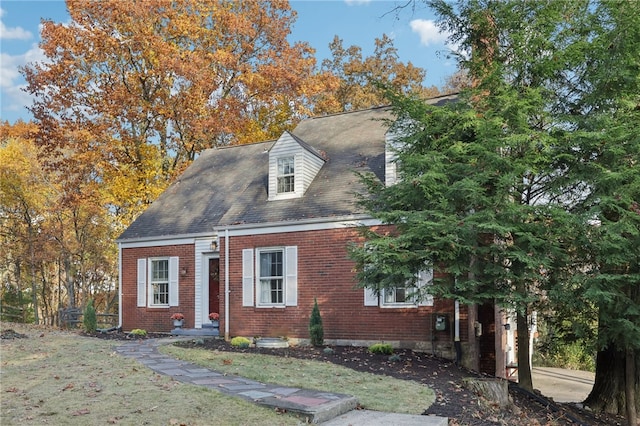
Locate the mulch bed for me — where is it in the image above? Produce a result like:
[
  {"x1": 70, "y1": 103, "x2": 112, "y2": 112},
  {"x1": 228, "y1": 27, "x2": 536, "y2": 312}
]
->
[{"x1": 84, "y1": 330, "x2": 623, "y2": 426}]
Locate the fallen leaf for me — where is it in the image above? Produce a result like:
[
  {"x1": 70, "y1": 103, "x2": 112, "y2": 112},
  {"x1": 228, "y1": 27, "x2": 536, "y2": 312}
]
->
[{"x1": 72, "y1": 408, "x2": 90, "y2": 416}]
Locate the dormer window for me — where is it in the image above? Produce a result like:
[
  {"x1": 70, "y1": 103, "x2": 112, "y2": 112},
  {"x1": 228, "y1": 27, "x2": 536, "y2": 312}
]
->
[
  {"x1": 277, "y1": 157, "x2": 295, "y2": 194},
  {"x1": 268, "y1": 131, "x2": 325, "y2": 201}
]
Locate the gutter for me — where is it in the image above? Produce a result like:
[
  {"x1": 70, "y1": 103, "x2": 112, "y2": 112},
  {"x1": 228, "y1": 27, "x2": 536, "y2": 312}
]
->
[
  {"x1": 117, "y1": 242, "x2": 123, "y2": 330},
  {"x1": 224, "y1": 228, "x2": 230, "y2": 340}
]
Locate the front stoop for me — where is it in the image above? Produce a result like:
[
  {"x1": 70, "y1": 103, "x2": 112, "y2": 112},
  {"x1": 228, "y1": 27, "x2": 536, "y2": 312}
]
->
[{"x1": 170, "y1": 325, "x2": 219, "y2": 337}]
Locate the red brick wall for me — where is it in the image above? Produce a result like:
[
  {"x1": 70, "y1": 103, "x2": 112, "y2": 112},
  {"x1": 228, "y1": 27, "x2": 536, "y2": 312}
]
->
[
  {"x1": 121, "y1": 244, "x2": 195, "y2": 332},
  {"x1": 121, "y1": 228, "x2": 470, "y2": 349},
  {"x1": 220, "y1": 226, "x2": 463, "y2": 347}
]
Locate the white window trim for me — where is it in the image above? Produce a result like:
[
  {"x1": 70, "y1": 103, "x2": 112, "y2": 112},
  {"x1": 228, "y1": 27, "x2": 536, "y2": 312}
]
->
[
  {"x1": 276, "y1": 156, "x2": 295, "y2": 194},
  {"x1": 256, "y1": 247, "x2": 286, "y2": 307},
  {"x1": 271, "y1": 155, "x2": 301, "y2": 200},
  {"x1": 137, "y1": 256, "x2": 179, "y2": 308},
  {"x1": 148, "y1": 257, "x2": 170, "y2": 307},
  {"x1": 368, "y1": 268, "x2": 434, "y2": 308},
  {"x1": 247, "y1": 246, "x2": 297, "y2": 308}
]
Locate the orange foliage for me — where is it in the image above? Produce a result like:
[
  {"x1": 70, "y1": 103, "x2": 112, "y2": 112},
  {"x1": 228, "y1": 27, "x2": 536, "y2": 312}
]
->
[{"x1": 23, "y1": 0, "x2": 333, "y2": 226}]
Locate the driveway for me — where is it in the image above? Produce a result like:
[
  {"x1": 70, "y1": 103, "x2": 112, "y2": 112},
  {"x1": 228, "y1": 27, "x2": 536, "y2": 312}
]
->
[{"x1": 532, "y1": 367, "x2": 595, "y2": 403}]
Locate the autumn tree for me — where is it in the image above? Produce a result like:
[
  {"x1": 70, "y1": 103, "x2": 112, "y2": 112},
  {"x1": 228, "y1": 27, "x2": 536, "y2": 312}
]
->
[
  {"x1": 0, "y1": 121, "x2": 51, "y2": 324},
  {"x1": 1, "y1": 121, "x2": 117, "y2": 325},
  {"x1": 315, "y1": 34, "x2": 440, "y2": 114},
  {"x1": 23, "y1": 0, "x2": 332, "y2": 227}
]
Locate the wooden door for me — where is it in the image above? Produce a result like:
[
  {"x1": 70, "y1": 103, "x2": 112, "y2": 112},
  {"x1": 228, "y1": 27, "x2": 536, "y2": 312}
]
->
[{"x1": 208, "y1": 258, "x2": 220, "y2": 315}]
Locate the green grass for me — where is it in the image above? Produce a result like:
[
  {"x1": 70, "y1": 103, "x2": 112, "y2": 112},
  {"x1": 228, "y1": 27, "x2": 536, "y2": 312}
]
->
[
  {"x1": 0, "y1": 322, "x2": 300, "y2": 425},
  {"x1": 161, "y1": 344, "x2": 435, "y2": 414}
]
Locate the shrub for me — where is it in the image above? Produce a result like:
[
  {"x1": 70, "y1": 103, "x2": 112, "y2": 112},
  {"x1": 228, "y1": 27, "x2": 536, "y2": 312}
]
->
[
  {"x1": 368, "y1": 343, "x2": 393, "y2": 355},
  {"x1": 309, "y1": 298, "x2": 324, "y2": 346},
  {"x1": 83, "y1": 300, "x2": 97, "y2": 333},
  {"x1": 388, "y1": 354, "x2": 402, "y2": 363},
  {"x1": 230, "y1": 336, "x2": 251, "y2": 348},
  {"x1": 129, "y1": 329, "x2": 147, "y2": 337}
]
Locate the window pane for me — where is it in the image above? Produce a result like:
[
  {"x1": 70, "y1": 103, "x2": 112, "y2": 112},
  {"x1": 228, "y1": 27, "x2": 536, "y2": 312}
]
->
[
  {"x1": 151, "y1": 259, "x2": 169, "y2": 306},
  {"x1": 259, "y1": 250, "x2": 284, "y2": 305},
  {"x1": 152, "y1": 259, "x2": 168, "y2": 280},
  {"x1": 277, "y1": 157, "x2": 295, "y2": 193}
]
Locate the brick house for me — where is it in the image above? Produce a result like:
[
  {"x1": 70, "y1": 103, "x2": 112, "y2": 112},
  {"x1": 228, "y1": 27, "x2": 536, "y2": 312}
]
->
[{"x1": 117, "y1": 94, "x2": 511, "y2": 374}]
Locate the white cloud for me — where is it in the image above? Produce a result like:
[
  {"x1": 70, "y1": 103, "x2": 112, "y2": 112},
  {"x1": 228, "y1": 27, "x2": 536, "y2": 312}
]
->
[
  {"x1": 0, "y1": 44, "x2": 46, "y2": 114},
  {"x1": 409, "y1": 19, "x2": 449, "y2": 47},
  {"x1": 344, "y1": 0, "x2": 372, "y2": 5},
  {"x1": 0, "y1": 8, "x2": 33, "y2": 40}
]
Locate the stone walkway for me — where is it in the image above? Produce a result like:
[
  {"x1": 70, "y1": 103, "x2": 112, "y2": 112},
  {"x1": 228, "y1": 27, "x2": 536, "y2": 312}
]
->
[
  {"x1": 114, "y1": 337, "x2": 448, "y2": 425},
  {"x1": 115, "y1": 337, "x2": 356, "y2": 424}
]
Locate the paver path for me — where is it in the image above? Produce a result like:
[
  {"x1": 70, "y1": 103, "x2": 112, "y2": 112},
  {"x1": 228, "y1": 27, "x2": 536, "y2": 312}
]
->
[{"x1": 115, "y1": 338, "x2": 356, "y2": 424}]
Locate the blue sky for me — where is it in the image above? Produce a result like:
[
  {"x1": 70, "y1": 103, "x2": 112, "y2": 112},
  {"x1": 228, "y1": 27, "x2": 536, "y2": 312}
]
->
[{"x1": 0, "y1": 0, "x2": 456, "y2": 124}]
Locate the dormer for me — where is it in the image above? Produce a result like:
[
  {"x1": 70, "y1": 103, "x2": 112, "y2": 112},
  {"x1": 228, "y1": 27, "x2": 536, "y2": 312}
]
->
[
  {"x1": 385, "y1": 130, "x2": 403, "y2": 187},
  {"x1": 268, "y1": 131, "x2": 325, "y2": 200}
]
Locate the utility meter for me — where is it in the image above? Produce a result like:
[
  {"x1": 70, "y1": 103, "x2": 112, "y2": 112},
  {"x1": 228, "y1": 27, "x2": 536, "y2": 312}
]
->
[{"x1": 435, "y1": 315, "x2": 447, "y2": 331}]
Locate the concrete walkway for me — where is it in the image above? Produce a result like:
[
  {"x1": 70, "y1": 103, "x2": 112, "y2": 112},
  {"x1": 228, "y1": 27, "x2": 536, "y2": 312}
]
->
[
  {"x1": 115, "y1": 338, "x2": 447, "y2": 425},
  {"x1": 532, "y1": 367, "x2": 595, "y2": 403}
]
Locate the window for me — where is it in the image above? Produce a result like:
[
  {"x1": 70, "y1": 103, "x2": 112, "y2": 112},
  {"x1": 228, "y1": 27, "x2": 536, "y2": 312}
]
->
[
  {"x1": 277, "y1": 157, "x2": 295, "y2": 193},
  {"x1": 365, "y1": 267, "x2": 434, "y2": 307},
  {"x1": 383, "y1": 283, "x2": 416, "y2": 305},
  {"x1": 259, "y1": 250, "x2": 284, "y2": 304},
  {"x1": 150, "y1": 259, "x2": 169, "y2": 305},
  {"x1": 137, "y1": 257, "x2": 179, "y2": 308},
  {"x1": 242, "y1": 246, "x2": 297, "y2": 307}
]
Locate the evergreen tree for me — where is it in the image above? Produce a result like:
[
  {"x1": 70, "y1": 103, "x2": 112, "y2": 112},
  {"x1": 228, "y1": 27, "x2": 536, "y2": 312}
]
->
[
  {"x1": 351, "y1": 0, "x2": 587, "y2": 392},
  {"x1": 563, "y1": 1, "x2": 640, "y2": 420},
  {"x1": 83, "y1": 299, "x2": 97, "y2": 334},
  {"x1": 309, "y1": 298, "x2": 324, "y2": 347}
]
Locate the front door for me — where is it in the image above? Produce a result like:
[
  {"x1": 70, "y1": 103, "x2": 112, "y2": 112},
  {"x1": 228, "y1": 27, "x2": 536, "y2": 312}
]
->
[{"x1": 208, "y1": 258, "x2": 220, "y2": 316}]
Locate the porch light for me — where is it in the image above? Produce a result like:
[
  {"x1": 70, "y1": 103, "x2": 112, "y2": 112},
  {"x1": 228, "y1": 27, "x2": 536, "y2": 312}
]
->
[{"x1": 210, "y1": 240, "x2": 218, "y2": 251}]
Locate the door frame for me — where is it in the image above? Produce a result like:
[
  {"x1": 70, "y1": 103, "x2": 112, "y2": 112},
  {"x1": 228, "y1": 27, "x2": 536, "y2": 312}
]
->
[{"x1": 201, "y1": 254, "x2": 220, "y2": 325}]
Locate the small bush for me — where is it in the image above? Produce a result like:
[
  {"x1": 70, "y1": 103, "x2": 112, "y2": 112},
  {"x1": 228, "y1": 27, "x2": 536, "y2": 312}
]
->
[
  {"x1": 309, "y1": 298, "x2": 324, "y2": 346},
  {"x1": 368, "y1": 343, "x2": 393, "y2": 355},
  {"x1": 323, "y1": 347, "x2": 334, "y2": 355},
  {"x1": 83, "y1": 300, "x2": 97, "y2": 333},
  {"x1": 129, "y1": 329, "x2": 147, "y2": 337},
  {"x1": 388, "y1": 354, "x2": 402, "y2": 363},
  {"x1": 230, "y1": 336, "x2": 251, "y2": 348}
]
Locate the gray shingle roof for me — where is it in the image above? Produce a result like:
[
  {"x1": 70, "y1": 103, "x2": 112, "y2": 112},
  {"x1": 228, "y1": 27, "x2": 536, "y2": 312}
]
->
[{"x1": 117, "y1": 95, "x2": 456, "y2": 242}]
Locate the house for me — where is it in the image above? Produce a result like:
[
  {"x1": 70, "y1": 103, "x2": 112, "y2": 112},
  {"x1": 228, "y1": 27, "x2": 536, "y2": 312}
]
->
[{"x1": 116, "y1": 94, "x2": 512, "y2": 375}]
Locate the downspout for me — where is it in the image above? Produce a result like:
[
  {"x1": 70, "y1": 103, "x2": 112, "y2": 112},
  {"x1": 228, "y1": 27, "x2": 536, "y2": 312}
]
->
[
  {"x1": 118, "y1": 243, "x2": 123, "y2": 330},
  {"x1": 224, "y1": 228, "x2": 230, "y2": 340},
  {"x1": 454, "y1": 299, "x2": 462, "y2": 365}
]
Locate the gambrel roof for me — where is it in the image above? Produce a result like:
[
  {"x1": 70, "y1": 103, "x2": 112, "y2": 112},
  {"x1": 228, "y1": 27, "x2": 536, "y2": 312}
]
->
[{"x1": 118, "y1": 95, "x2": 456, "y2": 242}]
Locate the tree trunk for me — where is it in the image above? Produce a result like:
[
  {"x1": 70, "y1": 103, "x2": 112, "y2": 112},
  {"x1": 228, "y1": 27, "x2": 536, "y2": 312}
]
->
[
  {"x1": 585, "y1": 345, "x2": 640, "y2": 418},
  {"x1": 64, "y1": 257, "x2": 76, "y2": 308},
  {"x1": 516, "y1": 310, "x2": 533, "y2": 392},
  {"x1": 626, "y1": 348, "x2": 637, "y2": 426},
  {"x1": 467, "y1": 303, "x2": 480, "y2": 371}
]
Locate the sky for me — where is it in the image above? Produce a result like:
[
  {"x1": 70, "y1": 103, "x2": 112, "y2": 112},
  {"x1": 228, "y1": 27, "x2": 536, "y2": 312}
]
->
[{"x1": 0, "y1": 0, "x2": 457, "y2": 124}]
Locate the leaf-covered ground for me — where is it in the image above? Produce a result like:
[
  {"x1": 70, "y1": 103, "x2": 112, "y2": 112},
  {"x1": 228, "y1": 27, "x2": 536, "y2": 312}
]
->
[{"x1": 170, "y1": 338, "x2": 623, "y2": 426}]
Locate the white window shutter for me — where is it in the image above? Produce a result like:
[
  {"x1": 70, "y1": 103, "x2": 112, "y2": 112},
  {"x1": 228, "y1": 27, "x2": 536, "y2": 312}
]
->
[
  {"x1": 417, "y1": 268, "x2": 434, "y2": 307},
  {"x1": 137, "y1": 258, "x2": 147, "y2": 307},
  {"x1": 242, "y1": 249, "x2": 254, "y2": 306},
  {"x1": 364, "y1": 288, "x2": 379, "y2": 306},
  {"x1": 285, "y1": 246, "x2": 298, "y2": 306},
  {"x1": 169, "y1": 256, "x2": 179, "y2": 306}
]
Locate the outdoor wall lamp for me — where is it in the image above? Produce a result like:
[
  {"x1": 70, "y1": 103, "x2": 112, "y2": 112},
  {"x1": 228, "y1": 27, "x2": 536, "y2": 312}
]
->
[
  {"x1": 180, "y1": 267, "x2": 187, "y2": 276},
  {"x1": 210, "y1": 240, "x2": 218, "y2": 251}
]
